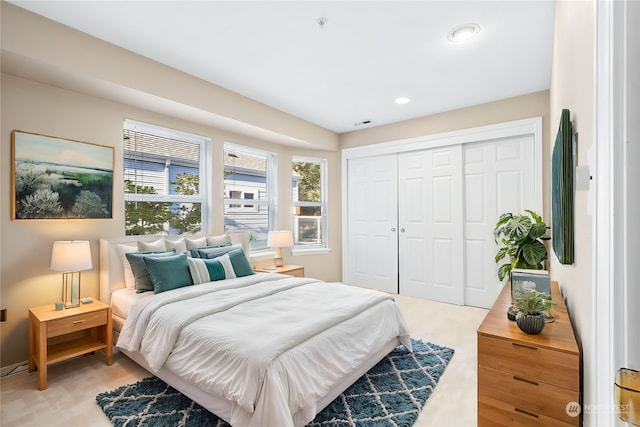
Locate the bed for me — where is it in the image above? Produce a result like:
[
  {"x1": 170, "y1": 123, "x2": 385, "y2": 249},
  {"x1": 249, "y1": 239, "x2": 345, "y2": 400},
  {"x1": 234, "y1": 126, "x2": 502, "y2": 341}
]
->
[{"x1": 100, "y1": 234, "x2": 411, "y2": 427}]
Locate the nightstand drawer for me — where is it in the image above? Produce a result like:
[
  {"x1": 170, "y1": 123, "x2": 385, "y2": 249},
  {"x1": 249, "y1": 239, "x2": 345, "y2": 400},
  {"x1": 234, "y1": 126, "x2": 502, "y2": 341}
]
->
[
  {"x1": 478, "y1": 335, "x2": 580, "y2": 391},
  {"x1": 479, "y1": 395, "x2": 578, "y2": 427},
  {"x1": 284, "y1": 267, "x2": 304, "y2": 277},
  {"x1": 478, "y1": 365, "x2": 579, "y2": 424},
  {"x1": 47, "y1": 310, "x2": 107, "y2": 338}
]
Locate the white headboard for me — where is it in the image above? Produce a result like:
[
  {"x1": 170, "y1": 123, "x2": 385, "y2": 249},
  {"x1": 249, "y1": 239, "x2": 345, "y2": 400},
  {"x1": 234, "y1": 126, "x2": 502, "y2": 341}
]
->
[{"x1": 99, "y1": 233, "x2": 250, "y2": 305}]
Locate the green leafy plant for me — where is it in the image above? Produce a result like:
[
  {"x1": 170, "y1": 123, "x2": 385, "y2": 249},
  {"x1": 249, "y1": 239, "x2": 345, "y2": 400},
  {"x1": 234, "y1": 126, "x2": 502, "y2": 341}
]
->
[
  {"x1": 513, "y1": 290, "x2": 554, "y2": 319},
  {"x1": 494, "y1": 210, "x2": 549, "y2": 282}
]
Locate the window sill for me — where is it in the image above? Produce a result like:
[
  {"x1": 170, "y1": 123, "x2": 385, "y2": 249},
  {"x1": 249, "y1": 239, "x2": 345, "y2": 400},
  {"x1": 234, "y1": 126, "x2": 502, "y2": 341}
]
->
[
  {"x1": 248, "y1": 250, "x2": 276, "y2": 262},
  {"x1": 291, "y1": 247, "x2": 331, "y2": 256},
  {"x1": 249, "y1": 248, "x2": 331, "y2": 260}
]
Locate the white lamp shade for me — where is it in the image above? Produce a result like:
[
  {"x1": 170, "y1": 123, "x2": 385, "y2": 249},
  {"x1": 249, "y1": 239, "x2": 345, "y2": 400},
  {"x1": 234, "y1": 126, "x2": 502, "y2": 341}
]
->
[
  {"x1": 50, "y1": 240, "x2": 92, "y2": 272},
  {"x1": 267, "y1": 230, "x2": 293, "y2": 248}
]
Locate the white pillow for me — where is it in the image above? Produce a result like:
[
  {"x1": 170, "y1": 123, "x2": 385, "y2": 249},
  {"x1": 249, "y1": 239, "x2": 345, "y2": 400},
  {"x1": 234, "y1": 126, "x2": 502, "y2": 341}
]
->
[
  {"x1": 185, "y1": 236, "x2": 208, "y2": 250},
  {"x1": 138, "y1": 238, "x2": 166, "y2": 252},
  {"x1": 165, "y1": 238, "x2": 187, "y2": 255},
  {"x1": 206, "y1": 234, "x2": 231, "y2": 246},
  {"x1": 116, "y1": 243, "x2": 139, "y2": 290}
]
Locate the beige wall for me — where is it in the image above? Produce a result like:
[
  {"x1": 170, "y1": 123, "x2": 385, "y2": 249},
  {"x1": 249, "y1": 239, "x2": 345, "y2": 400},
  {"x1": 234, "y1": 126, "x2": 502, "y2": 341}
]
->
[
  {"x1": 341, "y1": 91, "x2": 549, "y2": 147},
  {"x1": 548, "y1": 0, "x2": 595, "y2": 408}
]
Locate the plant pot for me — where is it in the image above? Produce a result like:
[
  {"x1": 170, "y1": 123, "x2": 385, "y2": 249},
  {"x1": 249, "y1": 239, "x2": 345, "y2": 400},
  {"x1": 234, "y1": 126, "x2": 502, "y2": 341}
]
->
[{"x1": 516, "y1": 313, "x2": 546, "y2": 335}]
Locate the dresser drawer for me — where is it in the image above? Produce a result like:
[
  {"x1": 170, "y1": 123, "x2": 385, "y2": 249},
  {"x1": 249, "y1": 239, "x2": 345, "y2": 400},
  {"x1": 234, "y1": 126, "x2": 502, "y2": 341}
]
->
[
  {"x1": 479, "y1": 365, "x2": 579, "y2": 424},
  {"x1": 478, "y1": 335, "x2": 580, "y2": 391},
  {"x1": 47, "y1": 310, "x2": 107, "y2": 338},
  {"x1": 479, "y1": 394, "x2": 578, "y2": 427}
]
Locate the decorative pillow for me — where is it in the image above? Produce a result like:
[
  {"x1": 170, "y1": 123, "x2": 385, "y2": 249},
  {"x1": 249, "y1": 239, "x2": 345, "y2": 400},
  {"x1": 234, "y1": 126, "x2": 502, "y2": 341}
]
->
[
  {"x1": 207, "y1": 248, "x2": 254, "y2": 278},
  {"x1": 165, "y1": 238, "x2": 187, "y2": 255},
  {"x1": 187, "y1": 257, "x2": 227, "y2": 285},
  {"x1": 143, "y1": 253, "x2": 193, "y2": 294},
  {"x1": 216, "y1": 254, "x2": 236, "y2": 279},
  {"x1": 194, "y1": 243, "x2": 239, "y2": 259},
  {"x1": 125, "y1": 249, "x2": 177, "y2": 293},
  {"x1": 185, "y1": 236, "x2": 208, "y2": 250},
  {"x1": 137, "y1": 238, "x2": 166, "y2": 252},
  {"x1": 116, "y1": 243, "x2": 140, "y2": 290},
  {"x1": 206, "y1": 233, "x2": 231, "y2": 247}
]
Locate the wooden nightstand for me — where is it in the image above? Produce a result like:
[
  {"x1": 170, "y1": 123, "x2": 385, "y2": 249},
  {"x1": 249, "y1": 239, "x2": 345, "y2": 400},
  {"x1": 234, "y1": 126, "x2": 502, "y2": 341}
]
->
[
  {"x1": 255, "y1": 264, "x2": 304, "y2": 277},
  {"x1": 28, "y1": 300, "x2": 113, "y2": 390}
]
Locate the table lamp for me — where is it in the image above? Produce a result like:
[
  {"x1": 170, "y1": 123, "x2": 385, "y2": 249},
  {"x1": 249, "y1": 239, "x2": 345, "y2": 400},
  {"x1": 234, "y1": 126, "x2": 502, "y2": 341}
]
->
[
  {"x1": 50, "y1": 240, "x2": 92, "y2": 308},
  {"x1": 266, "y1": 230, "x2": 293, "y2": 268}
]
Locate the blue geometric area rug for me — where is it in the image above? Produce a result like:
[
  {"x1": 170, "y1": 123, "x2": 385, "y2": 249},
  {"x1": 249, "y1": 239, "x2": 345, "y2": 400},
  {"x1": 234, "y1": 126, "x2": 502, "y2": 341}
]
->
[{"x1": 96, "y1": 339, "x2": 454, "y2": 427}]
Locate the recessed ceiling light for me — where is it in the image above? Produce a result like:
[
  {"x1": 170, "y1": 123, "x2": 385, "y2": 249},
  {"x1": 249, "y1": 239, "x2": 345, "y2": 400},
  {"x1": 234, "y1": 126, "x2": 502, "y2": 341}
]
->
[
  {"x1": 395, "y1": 97, "x2": 411, "y2": 105},
  {"x1": 447, "y1": 23, "x2": 480, "y2": 42}
]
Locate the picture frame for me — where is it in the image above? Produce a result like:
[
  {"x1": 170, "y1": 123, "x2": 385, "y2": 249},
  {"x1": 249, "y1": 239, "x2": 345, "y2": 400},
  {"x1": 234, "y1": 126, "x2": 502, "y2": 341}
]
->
[
  {"x1": 11, "y1": 130, "x2": 114, "y2": 220},
  {"x1": 551, "y1": 109, "x2": 574, "y2": 264}
]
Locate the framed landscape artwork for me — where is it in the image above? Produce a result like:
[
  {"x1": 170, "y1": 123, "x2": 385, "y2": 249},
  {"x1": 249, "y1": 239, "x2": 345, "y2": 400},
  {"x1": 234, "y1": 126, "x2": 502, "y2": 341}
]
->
[{"x1": 11, "y1": 130, "x2": 114, "y2": 220}]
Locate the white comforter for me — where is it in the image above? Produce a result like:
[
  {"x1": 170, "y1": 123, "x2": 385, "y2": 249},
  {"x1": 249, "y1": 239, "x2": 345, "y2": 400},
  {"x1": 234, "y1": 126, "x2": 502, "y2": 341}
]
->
[{"x1": 117, "y1": 274, "x2": 411, "y2": 427}]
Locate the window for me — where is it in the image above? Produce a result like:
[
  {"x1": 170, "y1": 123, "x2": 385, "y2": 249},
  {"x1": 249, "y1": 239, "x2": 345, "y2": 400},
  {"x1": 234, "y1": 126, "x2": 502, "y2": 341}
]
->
[
  {"x1": 224, "y1": 143, "x2": 277, "y2": 250},
  {"x1": 123, "y1": 119, "x2": 210, "y2": 235},
  {"x1": 292, "y1": 156, "x2": 327, "y2": 248}
]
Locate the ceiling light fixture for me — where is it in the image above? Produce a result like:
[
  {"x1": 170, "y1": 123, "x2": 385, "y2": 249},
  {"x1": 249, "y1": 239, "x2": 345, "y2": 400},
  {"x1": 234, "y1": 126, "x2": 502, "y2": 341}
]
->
[
  {"x1": 447, "y1": 23, "x2": 480, "y2": 42},
  {"x1": 395, "y1": 97, "x2": 411, "y2": 105}
]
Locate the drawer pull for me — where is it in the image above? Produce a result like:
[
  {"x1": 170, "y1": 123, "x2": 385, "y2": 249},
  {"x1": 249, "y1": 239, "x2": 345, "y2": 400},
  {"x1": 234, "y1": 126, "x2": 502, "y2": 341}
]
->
[
  {"x1": 512, "y1": 342, "x2": 538, "y2": 350},
  {"x1": 513, "y1": 375, "x2": 539, "y2": 386},
  {"x1": 515, "y1": 407, "x2": 539, "y2": 418},
  {"x1": 72, "y1": 320, "x2": 86, "y2": 324}
]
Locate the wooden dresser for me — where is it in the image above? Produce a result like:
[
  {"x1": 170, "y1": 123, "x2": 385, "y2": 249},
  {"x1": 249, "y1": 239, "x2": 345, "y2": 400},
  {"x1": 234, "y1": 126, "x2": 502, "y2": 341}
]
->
[{"x1": 477, "y1": 281, "x2": 581, "y2": 426}]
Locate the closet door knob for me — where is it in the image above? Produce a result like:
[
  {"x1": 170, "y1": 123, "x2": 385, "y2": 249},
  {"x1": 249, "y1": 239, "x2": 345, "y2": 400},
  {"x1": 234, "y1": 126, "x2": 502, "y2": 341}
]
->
[
  {"x1": 400, "y1": 228, "x2": 405, "y2": 232},
  {"x1": 391, "y1": 227, "x2": 396, "y2": 232}
]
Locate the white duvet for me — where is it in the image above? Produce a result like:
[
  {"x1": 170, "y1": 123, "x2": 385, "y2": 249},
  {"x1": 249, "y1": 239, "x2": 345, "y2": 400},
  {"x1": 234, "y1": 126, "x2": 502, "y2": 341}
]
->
[{"x1": 117, "y1": 274, "x2": 411, "y2": 427}]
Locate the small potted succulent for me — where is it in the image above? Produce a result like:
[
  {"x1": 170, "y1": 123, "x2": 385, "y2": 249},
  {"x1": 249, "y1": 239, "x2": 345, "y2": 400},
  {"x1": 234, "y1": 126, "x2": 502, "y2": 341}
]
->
[{"x1": 513, "y1": 290, "x2": 555, "y2": 335}]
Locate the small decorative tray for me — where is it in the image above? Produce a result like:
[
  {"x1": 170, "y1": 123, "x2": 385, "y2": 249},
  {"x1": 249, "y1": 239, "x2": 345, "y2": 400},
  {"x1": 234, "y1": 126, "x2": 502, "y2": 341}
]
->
[{"x1": 615, "y1": 368, "x2": 640, "y2": 425}]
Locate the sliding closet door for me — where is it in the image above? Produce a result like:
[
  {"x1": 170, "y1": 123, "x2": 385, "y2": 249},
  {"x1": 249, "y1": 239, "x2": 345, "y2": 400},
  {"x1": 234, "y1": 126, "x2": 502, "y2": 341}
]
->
[
  {"x1": 398, "y1": 147, "x2": 464, "y2": 304},
  {"x1": 345, "y1": 154, "x2": 398, "y2": 294},
  {"x1": 463, "y1": 136, "x2": 537, "y2": 308}
]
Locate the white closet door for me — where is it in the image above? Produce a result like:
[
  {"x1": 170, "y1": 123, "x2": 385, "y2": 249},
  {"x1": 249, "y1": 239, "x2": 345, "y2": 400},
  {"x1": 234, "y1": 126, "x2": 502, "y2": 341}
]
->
[
  {"x1": 345, "y1": 154, "x2": 398, "y2": 294},
  {"x1": 463, "y1": 135, "x2": 537, "y2": 308},
  {"x1": 398, "y1": 147, "x2": 464, "y2": 304}
]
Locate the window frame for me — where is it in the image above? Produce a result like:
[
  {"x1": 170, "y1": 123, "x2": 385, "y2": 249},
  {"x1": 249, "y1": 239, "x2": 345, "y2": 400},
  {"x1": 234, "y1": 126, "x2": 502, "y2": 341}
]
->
[
  {"x1": 223, "y1": 142, "x2": 278, "y2": 251},
  {"x1": 292, "y1": 155, "x2": 328, "y2": 251},
  {"x1": 123, "y1": 119, "x2": 211, "y2": 235}
]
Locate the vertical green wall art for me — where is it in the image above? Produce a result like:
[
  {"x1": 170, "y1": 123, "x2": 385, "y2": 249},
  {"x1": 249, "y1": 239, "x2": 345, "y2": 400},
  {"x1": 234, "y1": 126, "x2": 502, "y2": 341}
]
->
[{"x1": 551, "y1": 109, "x2": 574, "y2": 264}]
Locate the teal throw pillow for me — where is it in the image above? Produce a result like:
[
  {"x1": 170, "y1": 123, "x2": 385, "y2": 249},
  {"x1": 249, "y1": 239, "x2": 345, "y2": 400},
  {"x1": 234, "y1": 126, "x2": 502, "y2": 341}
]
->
[
  {"x1": 208, "y1": 248, "x2": 254, "y2": 277},
  {"x1": 187, "y1": 257, "x2": 229, "y2": 284},
  {"x1": 189, "y1": 242, "x2": 232, "y2": 258},
  {"x1": 143, "y1": 253, "x2": 193, "y2": 294},
  {"x1": 125, "y1": 249, "x2": 177, "y2": 293}
]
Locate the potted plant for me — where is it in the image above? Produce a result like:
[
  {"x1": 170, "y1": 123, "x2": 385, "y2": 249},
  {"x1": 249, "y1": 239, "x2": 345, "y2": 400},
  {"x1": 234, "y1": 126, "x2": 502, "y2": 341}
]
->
[
  {"x1": 513, "y1": 290, "x2": 555, "y2": 334},
  {"x1": 494, "y1": 210, "x2": 549, "y2": 283}
]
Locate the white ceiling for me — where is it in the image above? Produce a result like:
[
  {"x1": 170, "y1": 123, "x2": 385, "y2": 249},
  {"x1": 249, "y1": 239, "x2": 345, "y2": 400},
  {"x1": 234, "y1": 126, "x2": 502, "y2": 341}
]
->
[{"x1": 10, "y1": 1, "x2": 555, "y2": 134}]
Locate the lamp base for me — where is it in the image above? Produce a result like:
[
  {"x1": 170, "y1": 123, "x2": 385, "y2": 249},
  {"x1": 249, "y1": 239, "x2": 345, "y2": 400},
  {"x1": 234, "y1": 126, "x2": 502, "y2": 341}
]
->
[{"x1": 62, "y1": 271, "x2": 81, "y2": 309}]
